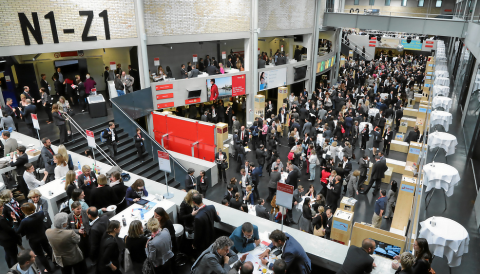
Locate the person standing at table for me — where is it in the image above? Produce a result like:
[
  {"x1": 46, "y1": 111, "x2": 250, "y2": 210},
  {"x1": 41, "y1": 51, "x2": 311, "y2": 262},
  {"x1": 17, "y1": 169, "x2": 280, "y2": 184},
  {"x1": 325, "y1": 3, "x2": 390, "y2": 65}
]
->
[
  {"x1": 146, "y1": 217, "x2": 174, "y2": 274},
  {"x1": 125, "y1": 179, "x2": 148, "y2": 206},
  {"x1": 125, "y1": 220, "x2": 149, "y2": 274},
  {"x1": 371, "y1": 190, "x2": 387, "y2": 228},
  {"x1": 52, "y1": 103, "x2": 68, "y2": 144},
  {"x1": 90, "y1": 175, "x2": 118, "y2": 218},
  {"x1": 23, "y1": 163, "x2": 48, "y2": 190},
  {"x1": 77, "y1": 165, "x2": 97, "y2": 205},
  {"x1": 336, "y1": 238, "x2": 376, "y2": 274},
  {"x1": 114, "y1": 74, "x2": 125, "y2": 96},
  {"x1": 192, "y1": 193, "x2": 221, "y2": 256},
  {"x1": 19, "y1": 99, "x2": 37, "y2": 137},
  {"x1": 97, "y1": 220, "x2": 122, "y2": 274},
  {"x1": 258, "y1": 230, "x2": 311, "y2": 274},
  {"x1": 191, "y1": 236, "x2": 237, "y2": 274},
  {"x1": 27, "y1": 189, "x2": 52, "y2": 229},
  {"x1": 87, "y1": 207, "x2": 109, "y2": 262},
  {"x1": 229, "y1": 222, "x2": 260, "y2": 253},
  {"x1": 326, "y1": 175, "x2": 342, "y2": 213},
  {"x1": 2, "y1": 131, "x2": 17, "y2": 157},
  {"x1": 196, "y1": 170, "x2": 208, "y2": 197},
  {"x1": 268, "y1": 166, "x2": 281, "y2": 202},
  {"x1": 361, "y1": 156, "x2": 387, "y2": 195},
  {"x1": 0, "y1": 201, "x2": 22, "y2": 268},
  {"x1": 41, "y1": 137, "x2": 56, "y2": 182},
  {"x1": 3, "y1": 98, "x2": 19, "y2": 131},
  {"x1": 46, "y1": 212, "x2": 88, "y2": 274},
  {"x1": 67, "y1": 201, "x2": 90, "y2": 257}
]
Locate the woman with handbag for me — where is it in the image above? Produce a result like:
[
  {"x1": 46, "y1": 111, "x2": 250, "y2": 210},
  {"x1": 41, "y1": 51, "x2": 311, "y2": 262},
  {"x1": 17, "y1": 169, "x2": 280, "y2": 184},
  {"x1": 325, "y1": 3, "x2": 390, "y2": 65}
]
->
[
  {"x1": 312, "y1": 206, "x2": 326, "y2": 237},
  {"x1": 134, "y1": 128, "x2": 145, "y2": 162},
  {"x1": 299, "y1": 197, "x2": 316, "y2": 234},
  {"x1": 146, "y1": 218, "x2": 174, "y2": 274},
  {"x1": 125, "y1": 220, "x2": 149, "y2": 274},
  {"x1": 196, "y1": 171, "x2": 208, "y2": 197},
  {"x1": 97, "y1": 220, "x2": 122, "y2": 274}
]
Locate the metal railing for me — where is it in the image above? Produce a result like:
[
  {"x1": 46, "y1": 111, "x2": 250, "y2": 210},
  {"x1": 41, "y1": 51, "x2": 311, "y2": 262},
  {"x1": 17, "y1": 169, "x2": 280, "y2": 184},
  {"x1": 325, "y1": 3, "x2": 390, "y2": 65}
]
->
[
  {"x1": 341, "y1": 37, "x2": 373, "y2": 59},
  {"x1": 62, "y1": 112, "x2": 117, "y2": 167},
  {"x1": 110, "y1": 99, "x2": 189, "y2": 182},
  {"x1": 326, "y1": 8, "x2": 460, "y2": 20}
]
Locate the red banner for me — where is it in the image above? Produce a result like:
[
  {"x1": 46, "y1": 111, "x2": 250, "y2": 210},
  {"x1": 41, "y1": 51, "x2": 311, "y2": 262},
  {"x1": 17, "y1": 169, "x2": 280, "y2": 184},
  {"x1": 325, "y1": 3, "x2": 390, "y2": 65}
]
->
[
  {"x1": 369, "y1": 40, "x2": 377, "y2": 43},
  {"x1": 425, "y1": 41, "x2": 434, "y2": 44},
  {"x1": 155, "y1": 84, "x2": 173, "y2": 91},
  {"x1": 277, "y1": 182, "x2": 294, "y2": 194},
  {"x1": 157, "y1": 102, "x2": 174, "y2": 109},
  {"x1": 232, "y1": 75, "x2": 246, "y2": 96},
  {"x1": 370, "y1": 37, "x2": 377, "y2": 40},
  {"x1": 156, "y1": 93, "x2": 174, "y2": 100},
  {"x1": 185, "y1": 98, "x2": 201, "y2": 105},
  {"x1": 425, "y1": 45, "x2": 433, "y2": 48},
  {"x1": 369, "y1": 44, "x2": 376, "y2": 47},
  {"x1": 60, "y1": 51, "x2": 78, "y2": 57}
]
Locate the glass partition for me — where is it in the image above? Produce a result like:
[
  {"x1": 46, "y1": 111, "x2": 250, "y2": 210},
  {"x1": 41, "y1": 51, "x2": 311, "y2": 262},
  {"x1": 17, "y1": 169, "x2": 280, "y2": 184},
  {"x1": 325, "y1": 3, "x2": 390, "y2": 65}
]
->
[{"x1": 464, "y1": 65, "x2": 480, "y2": 151}]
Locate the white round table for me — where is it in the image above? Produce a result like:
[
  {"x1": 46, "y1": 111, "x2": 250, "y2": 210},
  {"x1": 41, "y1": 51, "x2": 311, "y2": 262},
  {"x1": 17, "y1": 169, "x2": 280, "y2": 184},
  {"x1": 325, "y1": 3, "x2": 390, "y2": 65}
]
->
[
  {"x1": 368, "y1": 108, "x2": 379, "y2": 117},
  {"x1": 432, "y1": 96, "x2": 453, "y2": 112},
  {"x1": 436, "y1": 64, "x2": 448, "y2": 71},
  {"x1": 428, "y1": 132, "x2": 457, "y2": 156},
  {"x1": 432, "y1": 85, "x2": 450, "y2": 97},
  {"x1": 434, "y1": 77, "x2": 450, "y2": 86},
  {"x1": 419, "y1": 217, "x2": 469, "y2": 267},
  {"x1": 434, "y1": 70, "x2": 449, "y2": 78},
  {"x1": 359, "y1": 122, "x2": 373, "y2": 133},
  {"x1": 430, "y1": 110, "x2": 453, "y2": 131},
  {"x1": 422, "y1": 162, "x2": 460, "y2": 197}
]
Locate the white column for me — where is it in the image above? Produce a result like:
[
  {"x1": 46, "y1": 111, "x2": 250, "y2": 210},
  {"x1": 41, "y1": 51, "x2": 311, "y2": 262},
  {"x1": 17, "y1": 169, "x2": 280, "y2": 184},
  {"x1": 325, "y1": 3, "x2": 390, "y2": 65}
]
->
[
  {"x1": 311, "y1": 0, "x2": 322, "y2": 93},
  {"x1": 134, "y1": 0, "x2": 150, "y2": 89},
  {"x1": 247, "y1": 0, "x2": 259, "y2": 124}
]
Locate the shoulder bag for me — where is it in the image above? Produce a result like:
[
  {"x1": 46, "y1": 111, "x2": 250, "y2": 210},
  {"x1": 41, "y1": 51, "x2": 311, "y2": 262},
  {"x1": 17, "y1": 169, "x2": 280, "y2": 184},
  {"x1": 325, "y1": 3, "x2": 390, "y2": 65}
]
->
[
  {"x1": 123, "y1": 236, "x2": 133, "y2": 272},
  {"x1": 313, "y1": 215, "x2": 325, "y2": 237}
]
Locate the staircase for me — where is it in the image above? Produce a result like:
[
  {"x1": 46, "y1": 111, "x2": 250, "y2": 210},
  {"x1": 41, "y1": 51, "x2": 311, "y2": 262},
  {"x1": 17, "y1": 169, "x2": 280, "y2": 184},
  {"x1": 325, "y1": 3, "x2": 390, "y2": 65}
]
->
[
  {"x1": 52, "y1": 121, "x2": 179, "y2": 188},
  {"x1": 341, "y1": 38, "x2": 371, "y2": 61}
]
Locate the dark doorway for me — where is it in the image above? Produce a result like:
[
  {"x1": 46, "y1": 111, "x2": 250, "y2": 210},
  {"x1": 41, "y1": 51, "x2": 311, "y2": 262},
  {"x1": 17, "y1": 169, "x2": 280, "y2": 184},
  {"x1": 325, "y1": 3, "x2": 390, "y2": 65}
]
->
[
  {"x1": 14, "y1": 64, "x2": 39, "y2": 100},
  {"x1": 290, "y1": 81, "x2": 305, "y2": 97}
]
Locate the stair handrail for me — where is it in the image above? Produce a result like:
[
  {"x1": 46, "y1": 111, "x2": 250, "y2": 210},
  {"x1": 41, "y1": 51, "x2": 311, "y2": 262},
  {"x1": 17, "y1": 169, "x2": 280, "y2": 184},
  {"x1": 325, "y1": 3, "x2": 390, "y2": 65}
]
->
[
  {"x1": 62, "y1": 112, "x2": 117, "y2": 167},
  {"x1": 341, "y1": 37, "x2": 373, "y2": 59},
  {"x1": 109, "y1": 99, "x2": 189, "y2": 174}
]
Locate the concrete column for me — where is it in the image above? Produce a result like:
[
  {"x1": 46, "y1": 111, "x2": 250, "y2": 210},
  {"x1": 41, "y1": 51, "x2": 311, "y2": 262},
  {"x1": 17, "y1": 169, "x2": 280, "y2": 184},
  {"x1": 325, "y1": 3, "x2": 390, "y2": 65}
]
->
[
  {"x1": 311, "y1": 0, "x2": 322, "y2": 93},
  {"x1": 134, "y1": 0, "x2": 150, "y2": 89},
  {"x1": 247, "y1": 0, "x2": 259, "y2": 124}
]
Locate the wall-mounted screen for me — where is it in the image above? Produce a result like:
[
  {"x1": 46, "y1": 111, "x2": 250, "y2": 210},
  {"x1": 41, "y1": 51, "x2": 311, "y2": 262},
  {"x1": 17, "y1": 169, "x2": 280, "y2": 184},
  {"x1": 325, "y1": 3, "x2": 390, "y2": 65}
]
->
[{"x1": 294, "y1": 66, "x2": 307, "y2": 81}]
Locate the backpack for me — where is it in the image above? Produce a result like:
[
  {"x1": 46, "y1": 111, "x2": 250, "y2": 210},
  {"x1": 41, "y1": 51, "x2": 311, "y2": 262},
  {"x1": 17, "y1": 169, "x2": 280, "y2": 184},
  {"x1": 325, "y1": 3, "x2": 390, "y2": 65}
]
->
[
  {"x1": 287, "y1": 151, "x2": 295, "y2": 161},
  {"x1": 252, "y1": 126, "x2": 259, "y2": 137},
  {"x1": 100, "y1": 128, "x2": 108, "y2": 143},
  {"x1": 374, "y1": 131, "x2": 381, "y2": 142}
]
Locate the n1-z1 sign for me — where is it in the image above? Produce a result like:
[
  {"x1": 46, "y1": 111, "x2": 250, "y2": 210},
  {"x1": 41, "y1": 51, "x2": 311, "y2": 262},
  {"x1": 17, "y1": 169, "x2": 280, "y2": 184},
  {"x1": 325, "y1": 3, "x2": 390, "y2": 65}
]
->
[
  {"x1": 158, "y1": 151, "x2": 171, "y2": 173},
  {"x1": 276, "y1": 182, "x2": 293, "y2": 210},
  {"x1": 31, "y1": 114, "x2": 40, "y2": 130},
  {"x1": 86, "y1": 130, "x2": 96, "y2": 148}
]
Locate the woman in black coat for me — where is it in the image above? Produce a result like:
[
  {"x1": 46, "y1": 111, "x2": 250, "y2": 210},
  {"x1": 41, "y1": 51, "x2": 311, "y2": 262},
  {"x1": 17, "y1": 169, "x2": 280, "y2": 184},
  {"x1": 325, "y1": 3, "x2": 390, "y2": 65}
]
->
[
  {"x1": 109, "y1": 172, "x2": 127, "y2": 212},
  {"x1": 134, "y1": 128, "x2": 145, "y2": 162},
  {"x1": 89, "y1": 175, "x2": 118, "y2": 216},
  {"x1": 125, "y1": 220, "x2": 148, "y2": 274},
  {"x1": 98, "y1": 220, "x2": 122, "y2": 274},
  {"x1": 326, "y1": 176, "x2": 342, "y2": 213},
  {"x1": 196, "y1": 171, "x2": 208, "y2": 197},
  {"x1": 360, "y1": 124, "x2": 370, "y2": 150},
  {"x1": 0, "y1": 201, "x2": 22, "y2": 268},
  {"x1": 229, "y1": 193, "x2": 243, "y2": 210}
]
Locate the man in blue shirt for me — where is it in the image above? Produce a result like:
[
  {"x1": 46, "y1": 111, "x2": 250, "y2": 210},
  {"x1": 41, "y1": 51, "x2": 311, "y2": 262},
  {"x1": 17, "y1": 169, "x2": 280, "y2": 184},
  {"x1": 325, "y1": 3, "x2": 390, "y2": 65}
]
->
[
  {"x1": 229, "y1": 222, "x2": 260, "y2": 253},
  {"x1": 372, "y1": 190, "x2": 387, "y2": 228}
]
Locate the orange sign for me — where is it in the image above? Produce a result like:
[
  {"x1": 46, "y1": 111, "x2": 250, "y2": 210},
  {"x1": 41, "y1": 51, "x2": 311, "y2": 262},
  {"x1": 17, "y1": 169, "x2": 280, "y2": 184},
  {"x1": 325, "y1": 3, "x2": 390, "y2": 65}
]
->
[{"x1": 155, "y1": 84, "x2": 173, "y2": 91}]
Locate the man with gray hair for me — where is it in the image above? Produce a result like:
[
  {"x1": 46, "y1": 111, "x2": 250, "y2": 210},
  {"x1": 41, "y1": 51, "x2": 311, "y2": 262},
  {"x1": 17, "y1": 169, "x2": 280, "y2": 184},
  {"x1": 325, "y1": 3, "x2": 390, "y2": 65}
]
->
[
  {"x1": 191, "y1": 236, "x2": 242, "y2": 274},
  {"x1": 185, "y1": 167, "x2": 196, "y2": 191},
  {"x1": 46, "y1": 212, "x2": 87, "y2": 273}
]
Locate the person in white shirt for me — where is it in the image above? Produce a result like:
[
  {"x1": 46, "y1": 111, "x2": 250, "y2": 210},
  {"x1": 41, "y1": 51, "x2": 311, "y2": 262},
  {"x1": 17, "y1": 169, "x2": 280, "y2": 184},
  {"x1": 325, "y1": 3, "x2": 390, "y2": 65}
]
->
[
  {"x1": 53, "y1": 153, "x2": 69, "y2": 179},
  {"x1": 23, "y1": 163, "x2": 48, "y2": 190}
]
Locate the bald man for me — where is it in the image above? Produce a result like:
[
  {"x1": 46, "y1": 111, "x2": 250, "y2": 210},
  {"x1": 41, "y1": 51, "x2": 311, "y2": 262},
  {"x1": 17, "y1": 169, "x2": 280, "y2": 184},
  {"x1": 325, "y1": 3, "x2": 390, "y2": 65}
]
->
[{"x1": 336, "y1": 238, "x2": 376, "y2": 274}]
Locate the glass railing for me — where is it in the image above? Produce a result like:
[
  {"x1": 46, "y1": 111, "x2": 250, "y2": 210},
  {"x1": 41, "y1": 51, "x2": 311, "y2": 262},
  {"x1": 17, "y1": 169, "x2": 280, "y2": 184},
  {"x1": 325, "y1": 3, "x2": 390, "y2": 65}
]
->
[{"x1": 325, "y1": 8, "x2": 461, "y2": 20}]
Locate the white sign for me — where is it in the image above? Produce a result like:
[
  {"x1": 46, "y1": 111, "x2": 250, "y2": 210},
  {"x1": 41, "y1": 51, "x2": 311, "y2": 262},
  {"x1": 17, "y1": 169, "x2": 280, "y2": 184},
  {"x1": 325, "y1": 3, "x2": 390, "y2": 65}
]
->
[
  {"x1": 222, "y1": 51, "x2": 226, "y2": 59},
  {"x1": 110, "y1": 61, "x2": 116, "y2": 70},
  {"x1": 192, "y1": 54, "x2": 198, "y2": 62},
  {"x1": 154, "y1": 57, "x2": 160, "y2": 66},
  {"x1": 259, "y1": 68, "x2": 287, "y2": 91},
  {"x1": 276, "y1": 182, "x2": 293, "y2": 210},
  {"x1": 5, "y1": 75, "x2": 11, "y2": 82},
  {"x1": 158, "y1": 151, "x2": 171, "y2": 173},
  {"x1": 258, "y1": 48, "x2": 260, "y2": 54},
  {"x1": 31, "y1": 114, "x2": 40, "y2": 130},
  {"x1": 281, "y1": 45, "x2": 284, "y2": 52},
  {"x1": 86, "y1": 130, "x2": 96, "y2": 149}
]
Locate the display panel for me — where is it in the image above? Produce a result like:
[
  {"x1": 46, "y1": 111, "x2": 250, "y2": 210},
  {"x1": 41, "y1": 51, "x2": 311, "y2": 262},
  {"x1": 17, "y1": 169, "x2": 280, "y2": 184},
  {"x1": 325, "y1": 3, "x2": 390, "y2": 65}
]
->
[
  {"x1": 294, "y1": 66, "x2": 307, "y2": 81},
  {"x1": 259, "y1": 68, "x2": 287, "y2": 91}
]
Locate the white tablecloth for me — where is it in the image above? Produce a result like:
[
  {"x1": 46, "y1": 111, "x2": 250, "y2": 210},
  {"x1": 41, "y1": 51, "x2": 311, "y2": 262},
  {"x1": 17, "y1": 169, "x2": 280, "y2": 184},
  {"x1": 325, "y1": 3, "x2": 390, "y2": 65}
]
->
[
  {"x1": 434, "y1": 77, "x2": 450, "y2": 86},
  {"x1": 280, "y1": 172, "x2": 288, "y2": 184},
  {"x1": 436, "y1": 64, "x2": 448, "y2": 71},
  {"x1": 296, "y1": 195, "x2": 316, "y2": 211},
  {"x1": 430, "y1": 110, "x2": 453, "y2": 131},
  {"x1": 432, "y1": 85, "x2": 450, "y2": 97},
  {"x1": 359, "y1": 122, "x2": 373, "y2": 133},
  {"x1": 368, "y1": 108, "x2": 379, "y2": 117},
  {"x1": 316, "y1": 134, "x2": 325, "y2": 147},
  {"x1": 197, "y1": 72, "x2": 210, "y2": 78},
  {"x1": 379, "y1": 93, "x2": 388, "y2": 100},
  {"x1": 432, "y1": 96, "x2": 453, "y2": 112},
  {"x1": 428, "y1": 132, "x2": 457, "y2": 156},
  {"x1": 434, "y1": 70, "x2": 449, "y2": 78},
  {"x1": 419, "y1": 217, "x2": 469, "y2": 267},
  {"x1": 422, "y1": 163, "x2": 460, "y2": 197}
]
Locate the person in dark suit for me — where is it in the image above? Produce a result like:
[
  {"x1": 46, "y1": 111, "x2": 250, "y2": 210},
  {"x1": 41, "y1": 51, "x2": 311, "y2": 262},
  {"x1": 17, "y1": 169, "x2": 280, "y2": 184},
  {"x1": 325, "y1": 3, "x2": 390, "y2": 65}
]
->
[
  {"x1": 215, "y1": 148, "x2": 227, "y2": 184},
  {"x1": 77, "y1": 165, "x2": 97, "y2": 205},
  {"x1": 89, "y1": 175, "x2": 118, "y2": 217},
  {"x1": 217, "y1": 102, "x2": 225, "y2": 123},
  {"x1": 40, "y1": 138, "x2": 56, "y2": 182},
  {"x1": 239, "y1": 126, "x2": 249, "y2": 147},
  {"x1": 224, "y1": 185, "x2": 234, "y2": 202},
  {"x1": 326, "y1": 175, "x2": 342, "y2": 213},
  {"x1": 52, "y1": 103, "x2": 68, "y2": 144},
  {"x1": 324, "y1": 209, "x2": 333, "y2": 239},
  {"x1": 206, "y1": 65, "x2": 218, "y2": 75},
  {"x1": 235, "y1": 141, "x2": 246, "y2": 173},
  {"x1": 201, "y1": 111, "x2": 208, "y2": 122},
  {"x1": 285, "y1": 164, "x2": 299, "y2": 189},
  {"x1": 12, "y1": 203, "x2": 53, "y2": 273},
  {"x1": 250, "y1": 164, "x2": 261, "y2": 200},
  {"x1": 336, "y1": 238, "x2": 376, "y2": 274},
  {"x1": 268, "y1": 167, "x2": 281, "y2": 202},
  {"x1": 404, "y1": 126, "x2": 420, "y2": 144},
  {"x1": 192, "y1": 193, "x2": 221, "y2": 255},
  {"x1": 196, "y1": 170, "x2": 209, "y2": 197},
  {"x1": 109, "y1": 172, "x2": 126, "y2": 213},
  {"x1": 185, "y1": 168, "x2": 196, "y2": 191},
  {"x1": 258, "y1": 55, "x2": 266, "y2": 69},
  {"x1": 134, "y1": 128, "x2": 145, "y2": 162},
  {"x1": 86, "y1": 207, "x2": 109, "y2": 261},
  {"x1": 180, "y1": 64, "x2": 188, "y2": 79},
  {"x1": 0, "y1": 201, "x2": 22, "y2": 268},
  {"x1": 255, "y1": 145, "x2": 268, "y2": 176},
  {"x1": 259, "y1": 230, "x2": 311, "y2": 274},
  {"x1": 97, "y1": 220, "x2": 121, "y2": 274},
  {"x1": 360, "y1": 156, "x2": 387, "y2": 195},
  {"x1": 19, "y1": 99, "x2": 37, "y2": 137},
  {"x1": 255, "y1": 198, "x2": 270, "y2": 220},
  {"x1": 104, "y1": 122, "x2": 119, "y2": 161},
  {"x1": 3, "y1": 98, "x2": 19, "y2": 131},
  {"x1": 383, "y1": 126, "x2": 393, "y2": 156},
  {"x1": 395, "y1": 107, "x2": 403, "y2": 131}
]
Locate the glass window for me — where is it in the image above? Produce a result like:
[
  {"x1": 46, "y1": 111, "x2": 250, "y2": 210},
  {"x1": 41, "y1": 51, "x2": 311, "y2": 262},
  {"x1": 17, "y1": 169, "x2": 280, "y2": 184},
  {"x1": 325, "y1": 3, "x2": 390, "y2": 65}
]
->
[
  {"x1": 369, "y1": 0, "x2": 375, "y2": 5},
  {"x1": 436, "y1": 0, "x2": 442, "y2": 7},
  {"x1": 385, "y1": 0, "x2": 391, "y2": 5},
  {"x1": 354, "y1": 0, "x2": 359, "y2": 5},
  {"x1": 418, "y1": 0, "x2": 424, "y2": 7},
  {"x1": 463, "y1": 60, "x2": 480, "y2": 152},
  {"x1": 402, "y1": 0, "x2": 407, "y2": 6}
]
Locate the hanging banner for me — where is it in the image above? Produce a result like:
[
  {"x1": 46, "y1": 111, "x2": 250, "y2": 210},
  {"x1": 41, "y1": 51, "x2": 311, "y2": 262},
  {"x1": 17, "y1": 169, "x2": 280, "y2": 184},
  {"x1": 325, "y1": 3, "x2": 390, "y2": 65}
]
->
[
  {"x1": 154, "y1": 58, "x2": 160, "y2": 66},
  {"x1": 401, "y1": 40, "x2": 422, "y2": 50},
  {"x1": 31, "y1": 114, "x2": 40, "y2": 130},
  {"x1": 276, "y1": 182, "x2": 293, "y2": 210},
  {"x1": 110, "y1": 62, "x2": 116, "y2": 70},
  {"x1": 86, "y1": 130, "x2": 96, "y2": 148},
  {"x1": 207, "y1": 75, "x2": 246, "y2": 98},
  {"x1": 158, "y1": 151, "x2": 171, "y2": 173},
  {"x1": 259, "y1": 68, "x2": 287, "y2": 91},
  {"x1": 232, "y1": 75, "x2": 246, "y2": 96}
]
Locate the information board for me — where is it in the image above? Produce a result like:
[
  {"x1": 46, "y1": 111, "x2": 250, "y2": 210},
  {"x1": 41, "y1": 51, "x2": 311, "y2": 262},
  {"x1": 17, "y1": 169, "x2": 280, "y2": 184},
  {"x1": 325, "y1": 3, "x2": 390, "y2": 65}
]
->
[
  {"x1": 86, "y1": 130, "x2": 96, "y2": 148},
  {"x1": 158, "y1": 151, "x2": 171, "y2": 173},
  {"x1": 276, "y1": 182, "x2": 293, "y2": 210}
]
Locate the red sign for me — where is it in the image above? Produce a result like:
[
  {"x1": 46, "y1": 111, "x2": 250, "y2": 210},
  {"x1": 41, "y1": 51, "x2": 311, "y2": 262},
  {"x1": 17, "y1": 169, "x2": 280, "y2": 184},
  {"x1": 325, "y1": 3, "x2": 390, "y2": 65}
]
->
[
  {"x1": 154, "y1": 57, "x2": 160, "y2": 61},
  {"x1": 445, "y1": 9, "x2": 452, "y2": 12},
  {"x1": 369, "y1": 44, "x2": 376, "y2": 47},
  {"x1": 158, "y1": 151, "x2": 169, "y2": 160},
  {"x1": 425, "y1": 45, "x2": 433, "y2": 48},
  {"x1": 185, "y1": 98, "x2": 201, "y2": 105},
  {"x1": 277, "y1": 183, "x2": 294, "y2": 194},
  {"x1": 370, "y1": 37, "x2": 377, "y2": 40},
  {"x1": 155, "y1": 84, "x2": 173, "y2": 91},
  {"x1": 232, "y1": 75, "x2": 246, "y2": 96},
  {"x1": 91, "y1": 88, "x2": 96, "y2": 93},
  {"x1": 156, "y1": 93, "x2": 174, "y2": 100},
  {"x1": 60, "y1": 51, "x2": 78, "y2": 57},
  {"x1": 425, "y1": 41, "x2": 434, "y2": 44},
  {"x1": 157, "y1": 102, "x2": 174, "y2": 109},
  {"x1": 369, "y1": 40, "x2": 376, "y2": 43}
]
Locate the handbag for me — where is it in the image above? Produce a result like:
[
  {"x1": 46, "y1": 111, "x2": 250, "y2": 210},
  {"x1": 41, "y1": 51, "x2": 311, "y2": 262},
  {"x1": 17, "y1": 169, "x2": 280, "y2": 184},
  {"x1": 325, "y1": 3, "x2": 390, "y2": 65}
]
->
[
  {"x1": 142, "y1": 258, "x2": 155, "y2": 274},
  {"x1": 313, "y1": 216, "x2": 325, "y2": 237},
  {"x1": 352, "y1": 153, "x2": 356, "y2": 160},
  {"x1": 123, "y1": 237, "x2": 134, "y2": 272}
]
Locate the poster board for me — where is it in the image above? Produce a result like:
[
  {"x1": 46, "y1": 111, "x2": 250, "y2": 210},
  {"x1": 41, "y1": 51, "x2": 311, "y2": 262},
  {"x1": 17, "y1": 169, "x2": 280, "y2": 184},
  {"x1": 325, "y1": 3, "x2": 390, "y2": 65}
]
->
[
  {"x1": 276, "y1": 182, "x2": 293, "y2": 210},
  {"x1": 31, "y1": 114, "x2": 40, "y2": 130},
  {"x1": 86, "y1": 130, "x2": 96, "y2": 148},
  {"x1": 158, "y1": 151, "x2": 171, "y2": 173},
  {"x1": 259, "y1": 68, "x2": 287, "y2": 91}
]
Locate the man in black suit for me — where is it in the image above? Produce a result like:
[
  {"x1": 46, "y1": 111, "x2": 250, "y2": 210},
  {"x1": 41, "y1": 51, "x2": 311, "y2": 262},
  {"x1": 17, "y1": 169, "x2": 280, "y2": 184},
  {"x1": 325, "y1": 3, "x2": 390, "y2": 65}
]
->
[
  {"x1": 395, "y1": 106, "x2": 403, "y2": 131},
  {"x1": 224, "y1": 184, "x2": 234, "y2": 201},
  {"x1": 3, "y1": 98, "x2": 19, "y2": 131},
  {"x1": 255, "y1": 145, "x2": 268, "y2": 177},
  {"x1": 377, "y1": 112, "x2": 386, "y2": 135},
  {"x1": 185, "y1": 168, "x2": 196, "y2": 191},
  {"x1": 215, "y1": 148, "x2": 227, "y2": 184},
  {"x1": 40, "y1": 74, "x2": 50, "y2": 91},
  {"x1": 258, "y1": 55, "x2": 266, "y2": 69},
  {"x1": 268, "y1": 166, "x2": 281, "y2": 202},
  {"x1": 104, "y1": 122, "x2": 119, "y2": 161},
  {"x1": 190, "y1": 65, "x2": 199, "y2": 78},
  {"x1": 286, "y1": 185, "x2": 303, "y2": 224},
  {"x1": 20, "y1": 99, "x2": 37, "y2": 137},
  {"x1": 404, "y1": 126, "x2": 420, "y2": 144},
  {"x1": 206, "y1": 64, "x2": 217, "y2": 75},
  {"x1": 217, "y1": 102, "x2": 225, "y2": 123},
  {"x1": 360, "y1": 156, "x2": 387, "y2": 195},
  {"x1": 238, "y1": 126, "x2": 249, "y2": 147},
  {"x1": 235, "y1": 141, "x2": 246, "y2": 173},
  {"x1": 9, "y1": 146, "x2": 28, "y2": 190},
  {"x1": 341, "y1": 156, "x2": 352, "y2": 176},
  {"x1": 336, "y1": 238, "x2": 376, "y2": 274},
  {"x1": 285, "y1": 164, "x2": 299, "y2": 189},
  {"x1": 180, "y1": 64, "x2": 188, "y2": 79},
  {"x1": 201, "y1": 111, "x2": 208, "y2": 122},
  {"x1": 87, "y1": 207, "x2": 109, "y2": 261},
  {"x1": 192, "y1": 193, "x2": 220, "y2": 256},
  {"x1": 255, "y1": 199, "x2": 270, "y2": 220},
  {"x1": 324, "y1": 209, "x2": 333, "y2": 239}
]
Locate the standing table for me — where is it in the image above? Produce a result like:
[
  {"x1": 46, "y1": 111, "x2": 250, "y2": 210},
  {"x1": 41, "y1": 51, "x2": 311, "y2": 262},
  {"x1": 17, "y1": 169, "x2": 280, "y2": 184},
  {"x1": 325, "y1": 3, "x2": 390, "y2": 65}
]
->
[
  {"x1": 432, "y1": 96, "x2": 453, "y2": 112},
  {"x1": 430, "y1": 110, "x2": 453, "y2": 132},
  {"x1": 432, "y1": 85, "x2": 450, "y2": 97},
  {"x1": 422, "y1": 163, "x2": 460, "y2": 211},
  {"x1": 428, "y1": 132, "x2": 457, "y2": 162},
  {"x1": 88, "y1": 94, "x2": 108, "y2": 118}
]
